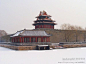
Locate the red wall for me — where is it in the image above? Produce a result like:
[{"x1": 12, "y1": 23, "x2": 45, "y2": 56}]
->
[
  {"x1": 12, "y1": 36, "x2": 50, "y2": 43},
  {"x1": 35, "y1": 25, "x2": 54, "y2": 29}
]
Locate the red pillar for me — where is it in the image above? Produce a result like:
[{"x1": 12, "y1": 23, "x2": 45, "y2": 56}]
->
[
  {"x1": 51, "y1": 26, "x2": 52, "y2": 28},
  {"x1": 43, "y1": 37, "x2": 44, "y2": 42},
  {"x1": 53, "y1": 26, "x2": 54, "y2": 29},
  {"x1": 36, "y1": 37, "x2": 37, "y2": 42},
  {"x1": 44, "y1": 25, "x2": 45, "y2": 28},
  {"x1": 46, "y1": 37, "x2": 48, "y2": 42},
  {"x1": 30, "y1": 37, "x2": 31, "y2": 43},
  {"x1": 19, "y1": 37, "x2": 21, "y2": 43},
  {"x1": 41, "y1": 37, "x2": 43, "y2": 42},
  {"x1": 51, "y1": 26, "x2": 52, "y2": 29},
  {"x1": 50, "y1": 25, "x2": 51, "y2": 29}
]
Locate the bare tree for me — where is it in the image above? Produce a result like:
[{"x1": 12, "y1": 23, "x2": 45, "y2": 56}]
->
[
  {"x1": 64, "y1": 30, "x2": 72, "y2": 42},
  {"x1": 60, "y1": 23, "x2": 83, "y2": 30},
  {"x1": 60, "y1": 24, "x2": 83, "y2": 42}
]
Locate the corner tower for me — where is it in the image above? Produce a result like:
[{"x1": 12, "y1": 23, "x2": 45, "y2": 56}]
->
[{"x1": 33, "y1": 11, "x2": 57, "y2": 29}]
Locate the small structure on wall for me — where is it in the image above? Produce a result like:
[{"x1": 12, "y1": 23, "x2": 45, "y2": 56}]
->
[
  {"x1": 10, "y1": 29, "x2": 50, "y2": 43},
  {"x1": 33, "y1": 11, "x2": 57, "y2": 29}
]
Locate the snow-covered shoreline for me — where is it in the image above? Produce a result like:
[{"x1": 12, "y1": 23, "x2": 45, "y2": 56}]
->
[{"x1": 0, "y1": 47, "x2": 86, "y2": 64}]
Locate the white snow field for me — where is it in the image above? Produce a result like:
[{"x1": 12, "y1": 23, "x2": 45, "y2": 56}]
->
[
  {"x1": 0, "y1": 47, "x2": 14, "y2": 51},
  {"x1": 0, "y1": 47, "x2": 86, "y2": 64}
]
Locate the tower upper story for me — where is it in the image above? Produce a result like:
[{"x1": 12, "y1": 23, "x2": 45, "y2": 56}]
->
[{"x1": 33, "y1": 11, "x2": 57, "y2": 29}]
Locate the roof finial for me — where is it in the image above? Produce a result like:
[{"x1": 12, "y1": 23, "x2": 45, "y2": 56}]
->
[
  {"x1": 39, "y1": 11, "x2": 42, "y2": 16},
  {"x1": 24, "y1": 29, "x2": 26, "y2": 30}
]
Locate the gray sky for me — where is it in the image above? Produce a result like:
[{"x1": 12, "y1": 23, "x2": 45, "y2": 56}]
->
[{"x1": 0, "y1": 0, "x2": 86, "y2": 34}]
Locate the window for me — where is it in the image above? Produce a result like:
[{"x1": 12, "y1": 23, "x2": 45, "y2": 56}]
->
[
  {"x1": 43, "y1": 38, "x2": 46, "y2": 42},
  {"x1": 27, "y1": 38, "x2": 29, "y2": 42},
  {"x1": 18, "y1": 38, "x2": 20, "y2": 43},
  {"x1": 31, "y1": 38, "x2": 36, "y2": 42},
  {"x1": 24, "y1": 38, "x2": 27, "y2": 43}
]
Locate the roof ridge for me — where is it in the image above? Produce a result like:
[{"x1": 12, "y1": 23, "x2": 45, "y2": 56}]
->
[{"x1": 19, "y1": 30, "x2": 25, "y2": 35}]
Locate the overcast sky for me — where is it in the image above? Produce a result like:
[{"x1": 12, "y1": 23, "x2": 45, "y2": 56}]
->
[{"x1": 0, "y1": 0, "x2": 86, "y2": 34}]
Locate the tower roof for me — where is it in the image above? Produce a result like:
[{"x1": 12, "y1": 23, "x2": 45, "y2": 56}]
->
[
  {"x1": 33, "y1": 11, "x2": 57, "y2": 29},
  {"x1": 36, "y1": 11, "x2": 51, "y2": 18},
  {"x1": 33, "y1": 22, "x2": 57, "y2": 25}
]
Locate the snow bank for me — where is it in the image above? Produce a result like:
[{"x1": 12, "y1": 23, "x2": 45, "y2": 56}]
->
[
  {"x1": 0, "y1": 47, "x2": 86, "y2": 64},
  {"x1": 0, "y1": 47, "x2": 14, "y2": 51}
]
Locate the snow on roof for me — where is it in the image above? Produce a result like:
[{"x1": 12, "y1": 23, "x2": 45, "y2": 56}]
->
[
  {"x1": 10, "y1": 30, "x2": 23, "y2": 37},
  {"x1": 36, "y1": 15, "x2": 51, "y2": 18},
  {"x1": 40, "y1": 10, "x2": 47, "y2": 15},
  {"x1": 38, "y1": 45, "x2": 48, "y2": 47},
  {"x1": 21, "y1": 31, "x2": 50, "y2": 36},
  {"x1": 10, "y1": 30, "x2": 50, "y2": 37}
]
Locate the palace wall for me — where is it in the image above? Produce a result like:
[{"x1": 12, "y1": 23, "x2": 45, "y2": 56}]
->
[
  {"x1": 1, "y1": 28, "x2": 86, "y2": 43},
  {"x1": 34, "y1": 28, "x2": 86, "y2": 43}
]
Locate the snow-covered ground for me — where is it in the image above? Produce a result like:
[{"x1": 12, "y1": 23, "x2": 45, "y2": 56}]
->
[
  {"x1": 0, "y1": 47, "x2": 14, "y2": 51},
  {"x1": 0, "y1": 47, "x2": 86, "y2": 64}
]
